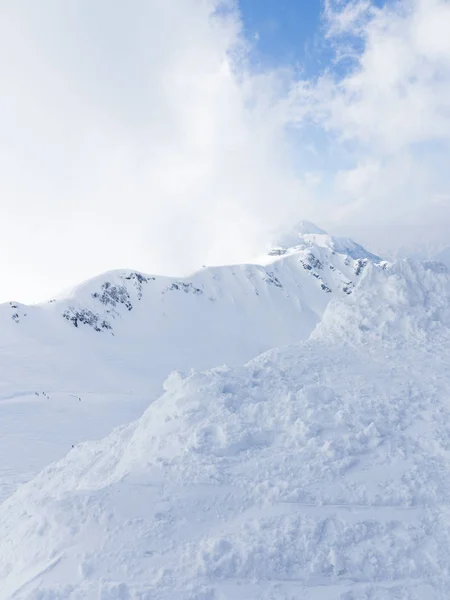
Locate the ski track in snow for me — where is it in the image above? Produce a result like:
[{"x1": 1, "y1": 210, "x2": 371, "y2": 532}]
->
[{"x1": 1, "y1": 231, "x2": 450, "y2": 597}]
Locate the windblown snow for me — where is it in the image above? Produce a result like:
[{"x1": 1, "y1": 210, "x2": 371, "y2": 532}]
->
[{"x1": 2, "y1": 225, "x2": 450, "y2": 599}]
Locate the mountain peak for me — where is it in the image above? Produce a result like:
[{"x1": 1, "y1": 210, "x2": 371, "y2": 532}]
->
[
  {"x1": 268, "y1": 220, "x2": 382, "y2": 264},
  {"x1": 295, "y1": 220, "x2": 327, "y2": 236},
  {"x1": 271, "y1": 220, "x2": 327, "y2": 249}
]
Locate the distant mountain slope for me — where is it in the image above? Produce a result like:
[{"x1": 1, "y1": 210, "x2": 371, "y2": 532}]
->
[
  {"x1": 0, "y1": 222, "x2": 381, "y2": 393},
  {"x1": 2, "y1": 261, "x2": 450, "y2": 599},
  {"x1": 269, "y1": 220, "x2": 382, "y2": 262}
]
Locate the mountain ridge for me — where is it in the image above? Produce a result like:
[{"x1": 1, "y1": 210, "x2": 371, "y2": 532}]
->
[
  {"x1": 2, "y1": 260, "x2": 450, "y2": 598},
  {"x1": 1, "y1": 223, "x2": 382, "y2": 341}
]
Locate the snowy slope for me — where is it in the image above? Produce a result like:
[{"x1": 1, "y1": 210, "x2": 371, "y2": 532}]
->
[
  {"x1": 1, "y1": 260, "x2": 450, "y2": 599},
  {"x1": 1, "y1": 220, "x2": 380, "y2": 382},
  {"x1": 0, "y1": 224, "x2": 380, "y2": 502}
]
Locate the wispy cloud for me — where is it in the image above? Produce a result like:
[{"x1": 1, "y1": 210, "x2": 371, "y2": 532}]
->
[{"x1": 297, "y1": 0, "x2": 450, "y2": 256}]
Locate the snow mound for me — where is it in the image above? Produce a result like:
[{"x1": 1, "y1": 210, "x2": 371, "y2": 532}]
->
[
  {"x1": 314, "y1": 259, "x2": 450, "y2": 346},
  {"x1": 2, "y1": 261, "x2": 450, "y2": 598}
]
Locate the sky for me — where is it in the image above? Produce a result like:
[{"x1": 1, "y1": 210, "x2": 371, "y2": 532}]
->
[
  {"x1": 1, "y1": 0, "x2": 450, "y2": 303},
  {"x1": 239, "y1": 0, "x2": 324, "y2": 72}
]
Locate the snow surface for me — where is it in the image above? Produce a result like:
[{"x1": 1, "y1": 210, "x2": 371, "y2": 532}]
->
[
  {"x1": 2, "y1": 259, "x2": 450, "y2": 598},
  {"x1": 0, "y1": 226, "x2": 377, "y2": 503}
]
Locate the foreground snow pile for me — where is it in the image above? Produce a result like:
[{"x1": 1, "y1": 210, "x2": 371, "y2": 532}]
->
[
  {"x1": 2, "y1": 261, "x2": 450, "y2": 599},
  {"x1": 316, "y1": 259, "x2": 450, "y2": 344}
]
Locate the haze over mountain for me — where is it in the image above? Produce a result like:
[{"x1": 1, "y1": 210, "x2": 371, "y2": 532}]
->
[{"x1": 3, "y1": 0, "x2": 450, "y2": 306}]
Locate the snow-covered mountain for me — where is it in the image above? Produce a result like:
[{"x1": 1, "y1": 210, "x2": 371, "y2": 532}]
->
[
  {"x1": 0, "y1": 222, "x2": 382, "y2": 502},
  {"x1": 0, "y1": 221, "x2": 381, "y2": 396},
  {"x1": 268, "y1": 220, "x2": 382, "y2": 263},
  {"x1": 2, "y1": 259, "x2": 450, "y2": 599}
]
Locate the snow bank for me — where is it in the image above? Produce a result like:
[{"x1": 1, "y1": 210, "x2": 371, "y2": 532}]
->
[
  {"x1": 314, "y1": 259, "x2": 450, "y2": 346},
  {"x1": 1, "y1": 260, "x2": 450, "y2": 598}
]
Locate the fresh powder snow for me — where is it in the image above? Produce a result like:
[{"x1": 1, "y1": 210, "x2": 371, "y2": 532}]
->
[{"x1": 1, "y1": 228, "x2": 450, "y2": 598}]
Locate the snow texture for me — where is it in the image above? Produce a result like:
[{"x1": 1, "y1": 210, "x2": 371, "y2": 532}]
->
[
  {"x1": 2, "y1": 259, "x2": 450, "y2": 599},
  {"x1": 0, "y1": 226, "x2": 378, "y2": 503}
]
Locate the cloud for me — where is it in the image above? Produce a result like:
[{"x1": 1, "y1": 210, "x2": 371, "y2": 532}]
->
[
  {"x1": 297, "y1": 0, "x2": 450, "y2": 256},
  {"x1": 322, "y1": 0, "x2": 450, "y2": 151},
  {"x1": 0, "y1": 0, "x2": 311, "y2": 302},
  {"x1": 1, "y1": 0, "x2": 450, "y2": 302}
]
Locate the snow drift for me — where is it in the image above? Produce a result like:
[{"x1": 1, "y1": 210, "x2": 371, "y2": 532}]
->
[
  {"x1": 315, "y1": 259, "x2": 450, "y2": 345},
  {"x1": 1, "y1": 260, "x2": 450, "y2": 599}
]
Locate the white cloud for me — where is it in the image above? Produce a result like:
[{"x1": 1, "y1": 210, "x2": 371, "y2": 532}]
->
[
  {"x1": 323, "y1": 0, "x2": 450, "y2": 151},
  {"x1": 324, "y1": 0, "x2": 375, "y2": 38},
  {"x1": 0, "y1": 0, "x2": 311, "y2": 302},
  {"x1": 297, "y1": 0, "x2": 450, "y2": 257},
  {"x1": 2, "y1": 0, "x2": 450, "y2": 302}
]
